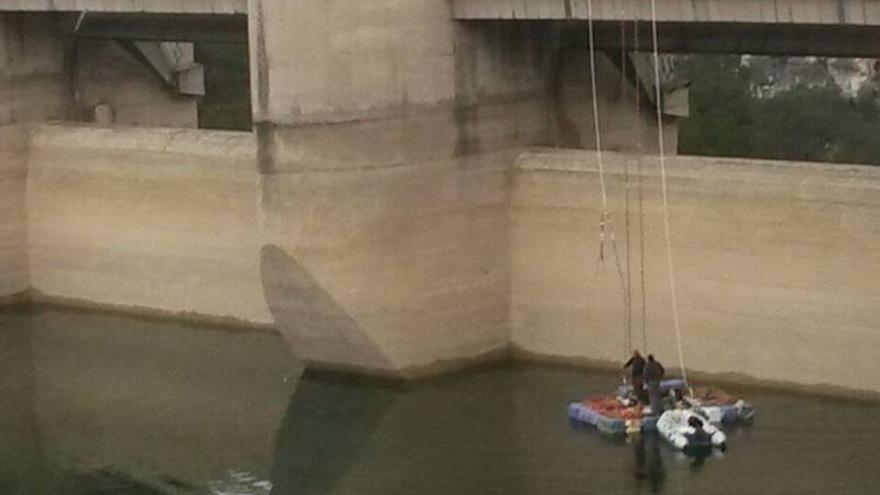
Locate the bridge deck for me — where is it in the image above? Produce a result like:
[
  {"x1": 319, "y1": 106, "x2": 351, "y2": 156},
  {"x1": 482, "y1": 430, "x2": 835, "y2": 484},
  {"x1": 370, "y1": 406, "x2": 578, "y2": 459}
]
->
[
  {"x1": 453, "y1": 0, "x2": 880, "y2": 26},
  {"x1": 0, "y1": 0, "x2": 246, "y2": 14}
]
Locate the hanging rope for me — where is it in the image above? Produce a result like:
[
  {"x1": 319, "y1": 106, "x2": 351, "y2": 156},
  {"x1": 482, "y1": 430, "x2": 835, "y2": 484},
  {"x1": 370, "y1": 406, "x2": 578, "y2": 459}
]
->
[
  {"x1": 637, "y1": 154, "x2": 648, "y2": 354},
  {"x1": 649, "y1": 0, "x2": 689, "y2": 386},
  {"x1": 623, "y1": 163, "x2": 633, "y2": 354},
  {"x1": 586, "y1": 0, "x2": 607, "y2": 216},
  {"x1": 620, "y1": 17, "x2": 634, "y2": 356},
  {"x1": 587, "y1": 0, "x2": 632, "y2": 363},
  {"x1": 634, "y1": 19, "x2": 649, "y2": 354}
]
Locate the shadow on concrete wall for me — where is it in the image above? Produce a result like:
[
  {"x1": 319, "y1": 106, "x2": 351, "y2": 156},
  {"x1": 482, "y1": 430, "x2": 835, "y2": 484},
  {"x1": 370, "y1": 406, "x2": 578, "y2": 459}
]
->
[{"x1": 260, "y1": 245, "x2": 395, "y2": 374}]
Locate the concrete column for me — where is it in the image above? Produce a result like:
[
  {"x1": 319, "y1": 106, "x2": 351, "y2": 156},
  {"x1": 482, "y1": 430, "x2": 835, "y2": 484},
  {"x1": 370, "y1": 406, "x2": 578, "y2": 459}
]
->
[
  {"x1": 250, "y1": 1, "x2": 554, "y2": 376},
  {"x1": 0, "y1": 13, "x2": 70, "y2": 300}
]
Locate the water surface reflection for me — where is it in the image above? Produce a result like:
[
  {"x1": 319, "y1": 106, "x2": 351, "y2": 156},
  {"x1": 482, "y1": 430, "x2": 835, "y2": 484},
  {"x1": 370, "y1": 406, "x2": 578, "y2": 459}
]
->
[
  {"x1": 0, "y1": 305, "x2": 298, "y2": 494},
  {"x1": 1, "y1": 306, "x2": 879, "y2": 494},
  {"x1": 273, "y1": 366, "x2": 880, "y2": 495}
]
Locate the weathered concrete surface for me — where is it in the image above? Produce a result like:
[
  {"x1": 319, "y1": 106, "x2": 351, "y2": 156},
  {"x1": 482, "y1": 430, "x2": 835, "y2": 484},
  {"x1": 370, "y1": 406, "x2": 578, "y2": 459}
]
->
[
  {"x1": 76, "y1": 40, "x2": 198, "y2": 128},
  {"x1": 0, "y1": 0, "x2": 246, "y2": 14},
  {"x1": 1, "y1": 13, "x2": 200, "y2": 128},
  {"x1": 261, "y1": 245, "x2": 397, "y2": 374},
  {"x1": 0, "y1": 13, "x2": 69, "y2": 299},
  {"x1": 453, "y1": 1, "x2": 880, "y2": 57},
  {"x1": 511, "y1": 149, "x2": 880, "y2": 393},
  {"x1": 10, "y1": 0, "x2": 875, "y2": 396},
  {"x1": 0, "y1": 13, "x2": 69, "y2": 125},
  {"x1": 453, "y1": 0, "x2": 880, "y2": 24},
  {"x1": 26, "y1": 125, "x2": 271, "y2": 324},
  {"x1": 0, "y1": 126, "x2": 28, "y2": 298},
  {"x1": 250, "y1": 0, "x2": 560, "y2": 374},
  {"x1": 260, "y1": 147, "x2": 516, "y2": 376},
  {"x1": 551, "y1": 49, "x2": 677, "y2": 154}
]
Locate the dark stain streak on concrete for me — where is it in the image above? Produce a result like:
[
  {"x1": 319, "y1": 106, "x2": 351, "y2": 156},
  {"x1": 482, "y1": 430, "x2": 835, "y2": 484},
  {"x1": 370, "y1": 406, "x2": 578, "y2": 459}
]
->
[
  {"x1": 255, "y1": 121, "x2": 277, "y2": 175},
  {"x1": 453, "y1": 103, "x2": 480, "y2": 156},
  {"x1": 549, "y1": 46, "x2": 583, "y2": 149},
  {"x1": 252, "y1": 0, "x2": 277, "y2": 176},
  {"x1": 253, "y1": 0, "x2": 271, "y2": 118},
  {"x1": 452, "y1": 24, "x2": 481, "y2": 157},
  {"x1": 62, "y1": 37, "x2": 80, "y2": 121}
]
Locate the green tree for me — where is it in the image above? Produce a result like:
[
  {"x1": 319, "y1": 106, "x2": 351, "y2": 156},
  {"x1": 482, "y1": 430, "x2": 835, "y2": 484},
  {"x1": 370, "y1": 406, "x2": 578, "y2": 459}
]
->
[
  {"x1": 678, "y1": 55, "x2": 880, "y2": 166},
  {"x1": 677, "y1": 55, "x2": 756, "y2": 158},
  {"x1": 750, "y1": 85, "x2": 842, "y2": 162}
]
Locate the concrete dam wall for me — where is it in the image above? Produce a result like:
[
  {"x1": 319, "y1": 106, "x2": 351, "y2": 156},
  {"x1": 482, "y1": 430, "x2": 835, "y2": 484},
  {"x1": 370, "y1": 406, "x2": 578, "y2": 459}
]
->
[
  {"x1": 0, "y1": 13, "x2": 70, "y2": 300},
  {"x1": 2, "y1": 0, "x2": 878, "y2": 395},
  {"x1": 26, "y1": 125, "x2": 269, "y2": 324},
  {"x1": 512, "y1": 150, "x2": 880, "y2": 393},
  {"x1": 0, "y1": 125, "x2": 28, "y2": 299},
  {"x1": 248, "y1": 1, "x2": 560, "y2": 375},
  {"x1": 6, "y1": 122, "x2": 879, "y2": 394},
  {"x1": 19, "y1": 122, "x2": 514, "y2": 377}
]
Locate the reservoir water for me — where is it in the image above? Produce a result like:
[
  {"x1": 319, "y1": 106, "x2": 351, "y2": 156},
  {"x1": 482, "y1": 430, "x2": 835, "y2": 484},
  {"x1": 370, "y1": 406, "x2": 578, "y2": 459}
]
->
[{"x1": 1, "y1": 305, "x2": 878, "y2": 494}]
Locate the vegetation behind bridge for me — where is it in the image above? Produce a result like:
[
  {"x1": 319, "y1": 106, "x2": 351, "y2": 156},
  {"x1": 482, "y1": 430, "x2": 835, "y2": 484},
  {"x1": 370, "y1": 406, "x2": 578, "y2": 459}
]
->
[{"x1": 679, "y1": 55, "x2": 880, "y2": 166}]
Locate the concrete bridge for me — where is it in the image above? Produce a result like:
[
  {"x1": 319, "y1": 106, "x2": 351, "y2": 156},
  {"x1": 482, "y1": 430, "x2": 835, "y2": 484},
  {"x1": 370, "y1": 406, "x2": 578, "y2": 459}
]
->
[
  {"x1": 0, "y1": 0, "x2": 246, "y2": 41},
  {"x1": 3, "y1": 0, "x2": 880, "y2": 396},
  {"x1": 453, "y1": 0, "x2": 880, "y2": 56},
  {"x1": 0, "y1": 0, "x2": 245, "y2": 14}
]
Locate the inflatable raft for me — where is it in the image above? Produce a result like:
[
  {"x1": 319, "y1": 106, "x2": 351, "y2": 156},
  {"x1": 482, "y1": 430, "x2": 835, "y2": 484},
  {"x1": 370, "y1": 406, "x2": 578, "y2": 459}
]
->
[
  {"x1": 656, "y1": 409, "x2": 726, "y2": 450},
  {"x1": 569, "y1": 381, "x2": 755, "y2": 437},
  {"x1": 616, "y1": 379, "x2": 755, "y2": 425},
  {"x1": 684, "y1": 388, "x2": 756, "y2": 424},
  {"x1": 567, "y1": 395, "x2": 658, "y2": 435}
]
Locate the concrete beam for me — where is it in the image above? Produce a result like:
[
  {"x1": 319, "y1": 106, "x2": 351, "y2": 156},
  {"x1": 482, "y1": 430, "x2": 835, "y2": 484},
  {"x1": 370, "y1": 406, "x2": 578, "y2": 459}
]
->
[
  {"x1": 453, "y1": 1, "x2": 880, "y2": 57},
  {"x1": 453, "y1": 0, "x2": 880, "y2": 25},
  {"x1": 119, "y1": 41, "x2": 205, "y2": 96},
  {"x1": 76, "y1": 13, "x2": 247, "y2": 42},
  {"x1": 0, "y1": 0, "x2": 246, "y2": 15},
  {"x1": 509, "y1": 20, "x2": 880, "y2": 57},
  {"x1": 595, "y1": 21, "x2": 880, "y2": 57}
]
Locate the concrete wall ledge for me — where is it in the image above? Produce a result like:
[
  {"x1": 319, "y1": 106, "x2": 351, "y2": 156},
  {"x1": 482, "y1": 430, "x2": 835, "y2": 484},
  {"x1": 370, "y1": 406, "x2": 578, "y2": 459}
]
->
[
  {"x1": 509, "y1": 345, "x2": 880, "y2": 403},
  {"x1": 0, "y1": 0, "x2": 247, "y2": 14},
  {"x1": 31, "y1": 123, "x2": 255, "y2": 160},
  {"x1": 515, "y1": 148, "x2": 880, "y2": 204},
  {"x1": 517, "y1": 147, "x2": 880, "y2": 183},
  {"x1": 25, "y1": 290, "x2": 275, "y2": 333}
]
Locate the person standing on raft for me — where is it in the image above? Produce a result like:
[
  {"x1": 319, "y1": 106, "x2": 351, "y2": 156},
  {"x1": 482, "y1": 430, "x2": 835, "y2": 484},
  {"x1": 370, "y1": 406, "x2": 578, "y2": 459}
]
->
[
  {"x1": 644, "y1": 355, "x2": 666, "y2": 414},
  {"x1": 623, "y1": 350, "x2": 647, "y2": 403}
]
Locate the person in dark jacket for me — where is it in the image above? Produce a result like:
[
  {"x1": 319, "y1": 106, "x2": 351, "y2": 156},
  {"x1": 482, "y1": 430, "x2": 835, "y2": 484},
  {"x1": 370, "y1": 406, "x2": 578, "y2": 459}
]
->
[
  {"x1": 622, "y1": 350, "x2": 647, "y2": 403},
  {"x1": 644, "y1": 354, "x2": 666, "y2": 414}
]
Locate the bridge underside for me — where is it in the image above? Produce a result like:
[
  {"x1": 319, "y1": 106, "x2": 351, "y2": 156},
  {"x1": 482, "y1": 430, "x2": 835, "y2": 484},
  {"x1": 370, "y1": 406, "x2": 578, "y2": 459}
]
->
[
  {"x1": 453, "y1": 0, "x2": 880, "y2": 24},
  {"x1": 454, "y1": 0, "x2": 880, "y2": 57},
  {"x1": 0, "y1": 0, "x2": 245, "y2": 15},
  {"x1": 76, "y1": 13, "x2": 247, "y2": 42},
  {"x1": 501, "y1": 21, "x2": 880, "y2": 58}
]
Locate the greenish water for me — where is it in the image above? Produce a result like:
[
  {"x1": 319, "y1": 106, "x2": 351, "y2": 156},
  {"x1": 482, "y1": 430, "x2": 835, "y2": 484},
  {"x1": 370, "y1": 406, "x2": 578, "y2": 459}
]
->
[{"x1": 1, "y1": 305, "x2": 879, "y2": 494}]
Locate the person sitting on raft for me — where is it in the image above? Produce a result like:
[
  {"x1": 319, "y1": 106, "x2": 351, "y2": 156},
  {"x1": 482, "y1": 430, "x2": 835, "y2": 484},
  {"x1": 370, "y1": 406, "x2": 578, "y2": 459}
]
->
[
  {"x1": 644, "y1": 354, "x2": 666, "y2": 414},
  {"x1": 622, "y1": 350, "x2": 647, "y2": 403}
]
